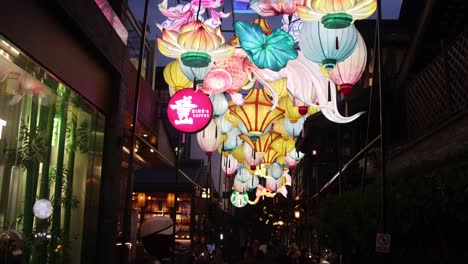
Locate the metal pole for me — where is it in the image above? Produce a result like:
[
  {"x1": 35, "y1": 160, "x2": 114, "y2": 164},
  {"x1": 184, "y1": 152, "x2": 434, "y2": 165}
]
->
[
  {"x1": 376, "y1": 0, "x2": 386, "y2": 234},
  {"x1": 172, "y1": 132, "x2": 181, "y2": 264},
  {"x1": 122, "y1": 0, "x2": 150, "y2": 263}
]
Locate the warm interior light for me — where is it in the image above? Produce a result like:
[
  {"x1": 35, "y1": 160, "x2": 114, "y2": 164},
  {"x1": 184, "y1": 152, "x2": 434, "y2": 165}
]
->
[
  {"x1": 294, "y1": 210, "x2": 301, "y2": 219},
  {"x1": 167, "y1": 193, "x2": 175, "y2": 208}
]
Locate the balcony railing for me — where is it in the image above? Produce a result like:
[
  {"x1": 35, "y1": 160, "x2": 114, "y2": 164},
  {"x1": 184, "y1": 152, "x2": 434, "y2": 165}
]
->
[{"x1": 405, "y1": 30, "x2": 468, "y2": 139}]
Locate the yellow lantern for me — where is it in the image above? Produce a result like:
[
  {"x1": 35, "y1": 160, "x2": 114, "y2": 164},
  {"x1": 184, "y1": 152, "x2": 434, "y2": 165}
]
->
[
  {"x1": 262, "y1": 148, "x2": 280, "y2": 165},
  {"x1": 265, "y1": 78, "x2": 288, "y2": 99},
  {"x1": 163, "y1": 60, "x2": 192, "y2": 93},
  {"x1": 224, "y1": 104, "x2": 239, "y2": 127},
  {"x1": 308, "y1": 105, "x2": 321, "y2": 115},
  {"x1": 231, "y1": 144, "x2": 245, "y2": 163},
  {"x1": 279, "y1": 97, "x2": 302, "y2": 123},
  {"x1": 228, "y1": 88, "x2": 284, "y2": 137},
  {"x1": 270, "y1": 136, "x2": 295, "y2": 156},
  {"x1": 271, "y1": 119, "x2": 289, "y2": 138},
  {"x1": 239, "y1": 131, "x2": 282, "y2": 153}
]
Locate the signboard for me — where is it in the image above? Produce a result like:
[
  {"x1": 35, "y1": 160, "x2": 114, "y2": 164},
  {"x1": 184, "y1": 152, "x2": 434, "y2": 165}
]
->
[
  {"x1": 375, "y1": 233, "x2": 391, "y2": 253},
  {"x1": 167, "y1": 89, "x2": 213, "y2": 133}
]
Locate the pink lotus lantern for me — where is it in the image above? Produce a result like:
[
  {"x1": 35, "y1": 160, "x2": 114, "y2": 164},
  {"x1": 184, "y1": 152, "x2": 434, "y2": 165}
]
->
[
  {"x1": 251, "y1": 0, "x2": 306, "y2": 17},
  {"x1": 284, "y1": 155, "x2": 299, "y2": 170},
  {"x1": 329, "y1": 30, "x2": 367, "y2": 95},
  {"x1": 233, "y1": 178, "x2": 249, "y2": 193}
]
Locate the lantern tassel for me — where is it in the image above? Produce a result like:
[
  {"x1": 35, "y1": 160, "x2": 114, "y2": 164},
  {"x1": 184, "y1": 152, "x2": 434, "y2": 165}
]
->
[
  {"x1": 193, "y1": 77, "x2": 198, "y2": 91},
  {"x1": 336, "y1": 36, "x2": 339, "y2": 50},
  {"x1": 328, "y1": 81, "x2": 331, "y2": 102}
]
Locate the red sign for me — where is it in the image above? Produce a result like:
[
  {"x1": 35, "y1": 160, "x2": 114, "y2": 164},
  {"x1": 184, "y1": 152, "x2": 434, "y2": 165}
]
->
[
  {"x1": 167, "y1": 89, "x2": 213, "y2": 133},
  {"x1": 375, "y1": 233, "x2": 391, "y2": 253}
]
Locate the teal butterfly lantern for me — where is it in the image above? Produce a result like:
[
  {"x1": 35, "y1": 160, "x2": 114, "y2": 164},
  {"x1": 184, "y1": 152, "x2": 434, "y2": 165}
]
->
[{"x1": 234, "y1": 21, "x2": 298, "y2": 72}]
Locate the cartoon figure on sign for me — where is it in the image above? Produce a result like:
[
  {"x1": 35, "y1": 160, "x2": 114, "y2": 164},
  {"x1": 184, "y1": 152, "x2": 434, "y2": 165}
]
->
[{"x1": 169, "y1": 96, "x2": 197, "y2": 125}]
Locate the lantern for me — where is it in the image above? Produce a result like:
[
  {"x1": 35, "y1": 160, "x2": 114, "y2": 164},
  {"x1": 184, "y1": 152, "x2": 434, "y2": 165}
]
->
[
  {"x1": 202, "y1": 53, "x2": 247, "y2": 96},
  {"x1": 247, "y1": 175, "x2": 260, "y2": 190},
  {"x1": 266, "y1": 178, "x2": 280, "y2": 192},
  {"x1": 265, "y1": 78, "x2": 288, "y2": 99},
  {"x1": 233, "y1": 178, "x2": 249, "y2": 193},
  {"x1": 239, "y1": 131, "x2": 282, "y2": 153},
  {"x1": 210, "y1": 93, "x2": 229, "y2": 118},
  {"x1": 236, "y1": 167, "x2": 253, "y2": 183},
  {"x1": 270, "y1": 162, "x2": 284, "y2": 179},
  {"x1": 230, "y1": 190, "x2": 249, "y2": 208},
  {"x1": 270, "y1": 136, "x2": 295, "y2": 156},
  {"x1": 235, "y1": 21, "x2": 297, "y2": 71},
  {"x1": 297, "y1": 0, "x2": 377, "y2": 29},
  {"x1": 33, "y1": 199, "x2": 53, "y2": 219},
  {"x1": 250, "y1": 0, "x2": 306, "y2": 17},
  {"x1": 222, "y1": 127, "x2": 242, "y2": 152},
  {"x1": 284, "y1": 155, "x2": 299, "y2": 170},
  {"x1": 223, "y1": 104, "x2": 239, "y2": 127},
  {"x1": 279, "y1": 97, "x2": 303, "y2": 123},
  {"x1": 163, "y1": 60, "x2": 192, "y2": 94},
  {"x1": 299, "y1": 22, "x2": 358, "y2": 70},
  {"x1": 179, "y1": 60, "x2": 214, "y2": 81},
  {"x1": 158, "y1": 21, "x2": 235, "y2": 68},
  {"x1": 222, "y1": 154, "x2": 239, "y2": 178},
  {"x1": 229, "y1": 88, "x2": 284, "y2": 137},
  {"x1": 231, "y1": 144, "x2": 245, "y2": 163},
  {"x1": 329, "y1": 30, "x2": 367, "y2": 95},
  {"x1": 196, "y1": 119, "x2": 221, "y2": 156},
  {"x1": 271, "y1": 119, "x2": 289, "y2": 138},
  {"x1": 288, "y1": 148, "x2": 305, "y2": 161},
  {"x1": 243, "y1": 142, "x2": 265, "y2": 170},
  {"x1": 284, "y1": 116, "x2": 305, "y2": 139},
  {"x1": 238, "y1": 120, "x2": 272, "y2": 138},
  {"x1": 262, "y1": 148, "x2": 280, "y2": 165},
  {"x1": 215, "y1": 115, "x2": 234, "y2": 134}
]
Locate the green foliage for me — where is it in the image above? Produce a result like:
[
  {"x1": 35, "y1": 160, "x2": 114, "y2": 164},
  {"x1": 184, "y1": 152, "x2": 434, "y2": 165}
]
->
[
  {"x1": 9, "y1": 119, "x2": 47, "y2": 170},
  {"x1": 66, "y1": 120, "x2": 89, "y2": 153}
]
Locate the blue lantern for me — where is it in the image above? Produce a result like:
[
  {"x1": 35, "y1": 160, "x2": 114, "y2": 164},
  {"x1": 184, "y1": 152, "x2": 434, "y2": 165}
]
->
[{"x1": 299, "y1": 21, "x2": 358, "y2": 70}]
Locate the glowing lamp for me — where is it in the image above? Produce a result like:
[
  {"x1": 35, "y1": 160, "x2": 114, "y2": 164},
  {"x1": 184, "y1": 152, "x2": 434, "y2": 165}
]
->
[
  {"x1": 279, "y1": 97, "x2": 303, "y2": 123},
  {"x1": 33, "y1": 199, "x2": 53, "y2": 219},
  {"x1": 265, "y1": 78, "x2": 288, "y2": 99},
  {"x1": 230, "y1": 190, "x2": 249, "y2": 208},
  {"x1": 262, "y1": 148, "x2": 280, "y2": 165},
  {"x1": 270, "y1": 162, "x2": 284, "y2": 179},
  {"x1": 270, "y1": 136, "x2": 295, "y2": 156},
  {"x1": 196, "y1": 119, "x2": 221, "y2": 156},
  {"x1": 294, "y1": 209, "x2": 301, "y2": 219},
  {"x1": 299, "y1": 22, "x2": 358, "y2": 70},
  {"x1": 228, "y1": 88, "x2": 284, "y2": 137},
  {"x1": 222, "y1": 154, "x2": 239, "y2": 178},
  {"x1": 231, "y1": 144, "x2": 245, "y2": 163},
  {"x1": 243, "y1": 142, "x2": 265, "y2": 170},
  {"x1": 179, "y1": 61, "x2": 213, "y2": 81},
  {"x1": 215, "y1": 115, "x2": 234, "y2": 134},
  {"x1": 210, "y1": 93, "x2": 229, "y2": 118},
  {"x1": 158, "y1": 21, "x2": 235, "y2": 67},
  {"x1": 236, "y1": 167, "x2": 253, "y2": 183},
  {"x1": 250, "y1": 0, "x2": 306, "y2": 17},
  {"x1": 234, "y1": 178, "x2": 249, "y2": 193},
  {"x1": 329, "y1": 30, "x2": 367, "y2": 95},
  {"x1": 297, "y1": 0, "x2": 377, "y2": 29},
  {"x1": 166, "y1": 193, "x2": 175, "y2": 208},
  {"x1": 163, "y1": 60, "x2": 192, "y2": 93},
  {"x1": 239, "y1": 131, "x2": 282, "y2": 153},
  {"x1": 247, "y1": 175, "x2": 260, "y2": 190},
  {"x1": 222, "y1": 127, "x2": 242, "y2": 152},
  {"x1": 284, "y1": 116, "x2": 305, "y2": 139}
]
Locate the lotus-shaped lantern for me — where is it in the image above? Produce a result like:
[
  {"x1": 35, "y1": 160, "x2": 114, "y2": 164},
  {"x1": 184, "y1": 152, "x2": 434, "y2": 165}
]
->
[
  {"x1": 297, "y1": 0, "x2": 377, "y2": 29},
  {"x1": 158, "y1": 21, "x2": 235, "y2": 68}
]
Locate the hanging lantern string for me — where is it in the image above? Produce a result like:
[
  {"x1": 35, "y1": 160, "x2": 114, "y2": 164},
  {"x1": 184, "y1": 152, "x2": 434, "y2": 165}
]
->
[
  {"x1": 193, "y1": 77, "x2": 198, "y2": 91},
  {"x1": 196, "y1": 0, "x2": 202, "y2": 21}
]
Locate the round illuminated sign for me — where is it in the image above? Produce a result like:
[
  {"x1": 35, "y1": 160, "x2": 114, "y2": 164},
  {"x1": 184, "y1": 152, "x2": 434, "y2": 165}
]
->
[
  {"x1": 167, "y1": 89, "x2": 213, "y2": 133},
  {"x1": 33, "y1": 199, "x2": 53, "y2": 219}
]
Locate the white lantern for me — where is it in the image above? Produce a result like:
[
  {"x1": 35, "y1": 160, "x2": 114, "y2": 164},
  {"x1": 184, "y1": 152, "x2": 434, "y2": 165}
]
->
[
  {"x1": 247, "y1": 175, "x2": 260, "y2": 190},
  {"x1": 233, "y1": 178, "x2": 249, "y2": 193},
  {"x1": 222, "y1": 127, "x2": 241, "y2": 152},
  {"x1": 215, "y1": 115, "x2": 233, "y2": 134},
  {"x1": 243, "y1": 142, "x2": 264, "y2": 170},
  {"x1": 266, "y1": 178, "x2": 280, "y2": 192},
  {"x1": 270, "y1": 162, "x2": 283, "y2": 179},
  {"x1": 210, "y1": 93, "x2": 229, "y2": 118},
  {"x1": 235, "y1": 167, "x2": 252, "y2": 183},
  {"x1": 222, "y1": 154, "x2": 238, "y2": 178},
  {"x1": 33, "y1": 199, "x2": 53, "y2": 219},
  {"x1": 196, "y1": 119, "x2": 222, "y2": 156},
  {"x1": 284, "y1": 116, "x2": 305, "y2": 139}
]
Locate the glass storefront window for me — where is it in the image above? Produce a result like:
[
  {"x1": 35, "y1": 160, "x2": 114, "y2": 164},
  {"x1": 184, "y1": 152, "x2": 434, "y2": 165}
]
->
[{"x1": 0, "y1": 35, "x2": 105, "y2": 263}]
